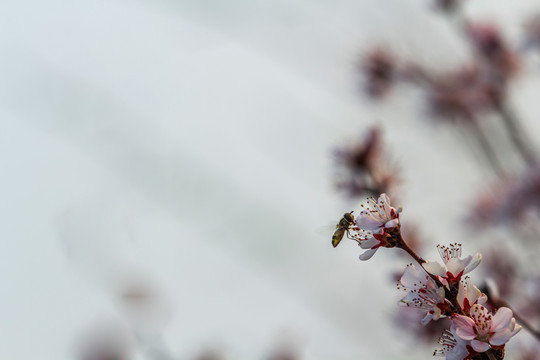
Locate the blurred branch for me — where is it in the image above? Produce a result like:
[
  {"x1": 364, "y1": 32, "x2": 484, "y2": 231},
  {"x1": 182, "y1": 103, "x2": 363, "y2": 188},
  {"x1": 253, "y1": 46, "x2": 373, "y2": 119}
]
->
[
  {"x1": 496, "y1": 102, "x2": 537, "y2": 166},
  {"x1": 467, "y1": 115, "x2": 506, "y2": 177}
]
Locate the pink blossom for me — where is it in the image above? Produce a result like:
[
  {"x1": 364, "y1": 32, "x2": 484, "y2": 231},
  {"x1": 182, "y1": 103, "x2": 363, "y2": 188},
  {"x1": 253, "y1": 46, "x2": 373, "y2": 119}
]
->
[
  {"x1": 456, "y1": 277, "x2": 487, "y2": 314},
  {"x1": 398, "y1": 264, "x2": 450, "y2": 325},
  {"x1": 422, "y1": 244, "x2": 481, "y2": 286},
  {"x1": 453, "y1": 304, "x2": 521, "y2": 353}
]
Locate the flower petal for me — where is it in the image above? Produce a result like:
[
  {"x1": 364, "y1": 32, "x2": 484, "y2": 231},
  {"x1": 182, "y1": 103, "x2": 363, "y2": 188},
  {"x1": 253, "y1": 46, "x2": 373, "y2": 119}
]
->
[
  {"x1": 378, "y1": 193, "x2": 392, "y2": 217},
  {"x1": 466, "y1": 282, "x2": 483, "y2": 305},
  {"x1": 378, "y1": 193, "x2": 390, "y2": 205},
  {"x1": 489, "y1": 329, "x2": 512, "y2": 346},
  {"x1": 446, "y1": 256, "x2": 470, "y2": 276},
  {"x1": 453, "y1": 315, "x2": 477, "y2": 340},
  {"x1": 511, "y1": 324, "x2": 522, "y2": 336},
  {"x1": 477, "y1": 293, "x2": 487, "y2": 305},
  {"x1": 463, "y1": 253, "x2": 482, "y2": 274},
  {"x1": 359, "y1": 237, "x2": 380, "y2": 249},
  {"x1": 420, "y1": 312, "x2": 434, "y2": 326},
  {"x1": 359, "y1": 248, "x2": 378, "y2": 261},
  {"x1": 457, "y1": 278, "x2": 474, "y2": 308},
  {"x1": 446, "y1": 342, "x2": 471, "y2": 360},
  {"x1": 356, "y1": 212, "x2": 383, "y2": 231},
  {"x1": 471, "y1": 340, "x2": 490, "y2": 353},
  {"x1": 470, "y1": 304, "x2": 491, "y2": 329},
  {"x1": 491, "y1": 307, "x2": 513, "y2": 332},
  {"x1": 384, "y1": 218, "x2": 399, "y2": 228},
  {"x1": 422, "y1": 260, "x2": 446, "y2": 277},
  {"x1": 399, "y1": 265, "x2": 426, "y2": 289},
  {"x1": 398, "y1": 291, "x2": 419, "y2": 305}
]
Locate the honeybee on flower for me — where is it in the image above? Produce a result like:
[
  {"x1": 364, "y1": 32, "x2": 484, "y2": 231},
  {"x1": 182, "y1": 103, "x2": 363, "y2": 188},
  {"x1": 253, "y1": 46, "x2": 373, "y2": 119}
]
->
[
  {"x1": 332, "y1": 193, "x2": 404, "y2": 260},
  {"x1": 331, "y1": 191, "x2": 525, "y2": 359}
]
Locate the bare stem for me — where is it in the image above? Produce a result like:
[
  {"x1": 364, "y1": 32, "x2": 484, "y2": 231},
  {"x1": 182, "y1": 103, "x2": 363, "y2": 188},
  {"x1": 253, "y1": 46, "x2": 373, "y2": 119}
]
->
[{"x1": 398, "y1": 239, "x2": 425, "y2": 265}]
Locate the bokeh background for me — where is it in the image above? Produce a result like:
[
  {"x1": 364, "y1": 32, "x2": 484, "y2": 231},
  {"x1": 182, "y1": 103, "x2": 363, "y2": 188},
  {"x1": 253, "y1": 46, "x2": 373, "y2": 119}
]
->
[{"x1": 1, "y1": 0, "x2": 539, "y2": 359}]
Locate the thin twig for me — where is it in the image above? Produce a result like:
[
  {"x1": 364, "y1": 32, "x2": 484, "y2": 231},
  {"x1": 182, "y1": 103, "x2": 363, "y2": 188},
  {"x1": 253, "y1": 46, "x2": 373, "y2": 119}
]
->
[{"x1": 398, "y1": 239, "x2": 425, "y2": 265}]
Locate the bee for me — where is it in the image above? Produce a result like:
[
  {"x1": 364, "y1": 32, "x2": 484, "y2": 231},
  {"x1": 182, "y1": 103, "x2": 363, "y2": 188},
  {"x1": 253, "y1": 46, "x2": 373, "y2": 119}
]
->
[{"x1": 332, "y1": 211, "x2": 356, "y2": 248}]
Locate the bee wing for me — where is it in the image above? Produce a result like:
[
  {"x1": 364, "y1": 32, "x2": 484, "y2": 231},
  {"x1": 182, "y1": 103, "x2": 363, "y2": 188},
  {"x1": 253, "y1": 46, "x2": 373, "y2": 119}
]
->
[{"x1": 316, "y1": 223, "x2": 338, "y2": 234}]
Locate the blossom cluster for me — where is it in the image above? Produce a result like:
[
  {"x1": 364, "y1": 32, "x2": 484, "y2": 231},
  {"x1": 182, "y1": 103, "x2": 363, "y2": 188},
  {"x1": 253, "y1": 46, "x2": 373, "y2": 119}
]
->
[
  {"x1": 334, "y1": 194, "x2": 522, "y2": 359},
  {"x1": 399, "y1": 261, "x2": 520, "y2": 358}
]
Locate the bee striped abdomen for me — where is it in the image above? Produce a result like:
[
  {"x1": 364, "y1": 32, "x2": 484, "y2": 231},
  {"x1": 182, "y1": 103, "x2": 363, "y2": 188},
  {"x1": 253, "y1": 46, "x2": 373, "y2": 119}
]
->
[{"x1": 331, "y1": 211, "x2": 355, "y2": 248}]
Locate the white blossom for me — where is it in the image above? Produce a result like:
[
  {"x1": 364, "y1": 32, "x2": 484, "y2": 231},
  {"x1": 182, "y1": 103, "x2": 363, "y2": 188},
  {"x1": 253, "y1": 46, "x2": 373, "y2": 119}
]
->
[
  {"x1": 356, "y1": 193, "x2": 400, "y2": 232},
  {"x1": 398, "y1": 264, "x2": 450, "y2": 325},
  {"x1": 356, "y1": 229, "x2": 386, "y2": 261},
  {"x1": 422, "y1": 244, "x2": 481, "y2": 286}
]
